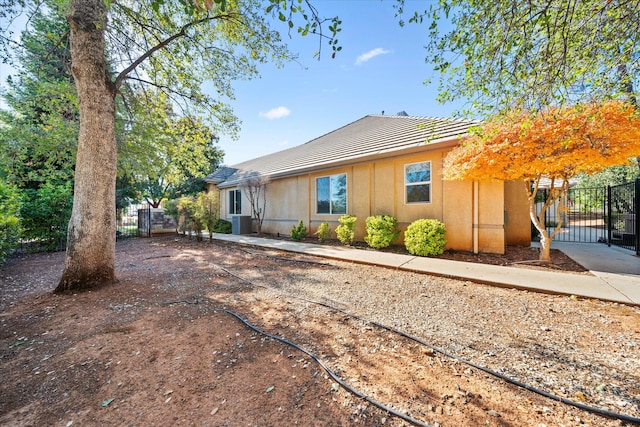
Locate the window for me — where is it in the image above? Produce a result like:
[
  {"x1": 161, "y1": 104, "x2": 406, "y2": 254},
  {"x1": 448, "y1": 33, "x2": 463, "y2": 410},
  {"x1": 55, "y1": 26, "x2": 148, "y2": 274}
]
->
[
  {"x1": 316, "y1": 173, "x2": 347, "y2": 214},
  {"x1": 229, "y1": 189, "x2": 241, "y2": 214},
  {"x1": 405, "y1": 162, "x2": 431, "y2": 203}
]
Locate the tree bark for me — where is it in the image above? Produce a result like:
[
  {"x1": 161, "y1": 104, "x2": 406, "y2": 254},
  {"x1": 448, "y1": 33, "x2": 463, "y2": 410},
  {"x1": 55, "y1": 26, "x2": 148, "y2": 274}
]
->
[
  {"x1": 526, "y1": 181, "x2": 552, "y2": 263},
  {"x1": 56, "y1": 0, "x2": 117, "y2": 293}
]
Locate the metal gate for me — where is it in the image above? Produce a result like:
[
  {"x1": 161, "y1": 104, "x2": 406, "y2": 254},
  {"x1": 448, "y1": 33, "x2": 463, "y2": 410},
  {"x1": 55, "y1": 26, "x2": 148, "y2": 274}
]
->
[
  {"x1": 608, "y1": 179, "x2": 639, "y2": 254},
  {"x1": 539, "y1": 186, "x2": 608, "y2": 243},
  {"x1": 538, "y1": 179, "x2": 639, "y2": 254},
  {"x1": 116, "y1": 203, "x2": 151, "y2": 240}
]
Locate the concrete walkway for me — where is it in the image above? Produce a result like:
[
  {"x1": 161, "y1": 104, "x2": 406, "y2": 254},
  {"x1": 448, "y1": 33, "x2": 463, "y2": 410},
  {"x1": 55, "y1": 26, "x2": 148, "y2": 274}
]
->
[{"x1": 212, "y1": 233, "x2": 640, "y2": 306}]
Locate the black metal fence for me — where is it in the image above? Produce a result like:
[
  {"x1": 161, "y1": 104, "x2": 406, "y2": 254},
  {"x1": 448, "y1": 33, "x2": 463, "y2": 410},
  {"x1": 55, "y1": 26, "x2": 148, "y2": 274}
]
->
[
  {"x1": 116, "y1": 203, "x2": 151, "y2": 240},
  {"x1": 608, "y1": 180, "x2": 639, "y2": 254},
  {"x1": 538, "y1": 179, "x2": 639, "y2": 254}
]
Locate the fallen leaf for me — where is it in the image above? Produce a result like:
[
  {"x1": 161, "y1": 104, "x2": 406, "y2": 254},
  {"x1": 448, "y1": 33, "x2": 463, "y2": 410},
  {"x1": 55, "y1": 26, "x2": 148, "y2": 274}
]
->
[
  {"x1": 331, "y1": 383, "x2": 340, "y2": 392},
  {"x1": 101, "y1": 398, "x2": 114, "y2": 407},
  {"x1": 266, "y1": 386, "x2": 275, "y2": 393}
]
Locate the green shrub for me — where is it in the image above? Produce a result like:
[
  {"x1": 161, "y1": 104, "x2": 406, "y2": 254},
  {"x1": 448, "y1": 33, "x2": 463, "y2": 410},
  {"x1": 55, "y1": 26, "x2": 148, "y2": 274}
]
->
[
  {"x1": 177, "y1": 196, "x2": 203, "y2": 240},
  {"x1": 164, "y1": 199, "x2": 180, "y2": 232},
  {"x1": 195, "y1": 192, "x2": 219, "y2": 241},
  {"x1": 364, "y1": 215, "x2": 400, "y2": 249},
  {"x1": 404, "y1": 219, "x2": 447, "y2": 256},
  {"x1": 336, "y1": 214, "x2": 357, "y2": 246},
  {"x1": 20, "y1": 182, "x2": 73, "y2": 251},
  {"x1": 0, "y1": 183, "x2": 22, "y2": 263},
  {"x1": 212, "y1": 219, "x2": 232, "y2": 234},
  {"x1": 315, "y1": 222, "x2": 331, "y2": 243},
  {"x1": 290, "y1": 220, "x2": 308, "y2": 241}
]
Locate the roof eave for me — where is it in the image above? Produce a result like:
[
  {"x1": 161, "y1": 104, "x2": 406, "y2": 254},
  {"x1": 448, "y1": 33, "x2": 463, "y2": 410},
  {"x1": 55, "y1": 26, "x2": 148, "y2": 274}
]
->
[{"x1": 215, "y1": 135, "x2": 466, "y2": 188}]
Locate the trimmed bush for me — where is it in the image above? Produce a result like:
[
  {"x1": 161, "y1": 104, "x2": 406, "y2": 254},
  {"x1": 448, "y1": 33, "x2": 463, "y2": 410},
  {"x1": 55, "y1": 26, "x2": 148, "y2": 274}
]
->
[
  {"x1": 212, "y1": 219, "x2": 232, "y2": 234},
  {"x1": 336, "y1": 214, "x2": 357, "y2": 246},
  {"x1": 404, "y1": 219, "x2": 447, "y2": 256},
  {"x1": 315, "y1": 222, "x2": 331, "y2": 243},
  {"x1": 365, "y1": 215, "x2": 400, "y2": 249},
  {"x1": 290, "y1": 220, "x2": 308, "y2": 241}
]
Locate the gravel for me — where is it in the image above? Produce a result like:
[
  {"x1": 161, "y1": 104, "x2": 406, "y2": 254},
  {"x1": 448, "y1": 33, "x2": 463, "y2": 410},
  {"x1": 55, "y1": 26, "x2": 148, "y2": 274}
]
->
[{"x1": 234, "y1": 246, "x2": 640, "y2": 421}]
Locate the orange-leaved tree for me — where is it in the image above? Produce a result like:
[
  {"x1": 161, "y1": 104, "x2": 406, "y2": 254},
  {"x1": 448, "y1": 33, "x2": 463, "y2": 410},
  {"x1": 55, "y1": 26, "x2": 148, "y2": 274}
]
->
[{"x1": 444, "y1": 100, "x2": 640, "y2": 262}]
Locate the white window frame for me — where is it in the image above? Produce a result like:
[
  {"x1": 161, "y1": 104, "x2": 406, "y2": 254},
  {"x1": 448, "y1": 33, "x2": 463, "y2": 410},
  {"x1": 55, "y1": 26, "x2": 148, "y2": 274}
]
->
[
  {"x1": 229, "y1": 189, "x2": 242, "y2": 215},
  {"x1": 316, "y1": 173, "x2": 347, "y2": 215},
  {"x1": 404, "y1": 161, "x2": 432, "y2": 204}
]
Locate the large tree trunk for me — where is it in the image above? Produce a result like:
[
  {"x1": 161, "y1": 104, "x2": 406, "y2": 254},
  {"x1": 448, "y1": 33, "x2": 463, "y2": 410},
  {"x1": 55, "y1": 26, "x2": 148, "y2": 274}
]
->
[{"x1": 56, "y1": 0, "x2": 117, "y2": 293}]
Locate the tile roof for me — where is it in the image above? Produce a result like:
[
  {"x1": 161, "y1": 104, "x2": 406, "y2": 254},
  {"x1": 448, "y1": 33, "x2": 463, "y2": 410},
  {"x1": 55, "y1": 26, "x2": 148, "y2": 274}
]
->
[{"x1": 206, "y1": 114, "x2": 480, "y2": 188}]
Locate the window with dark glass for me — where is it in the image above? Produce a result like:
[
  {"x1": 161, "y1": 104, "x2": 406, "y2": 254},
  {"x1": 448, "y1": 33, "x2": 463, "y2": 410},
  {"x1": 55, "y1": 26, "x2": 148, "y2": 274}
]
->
[
  {"x1": 229, "y1": 189, "x2": 242, "y2": 214},
  {"x1": 405, "y1": 162, "x2": 431, "y2": 203},
  {"x1": 316, "y1": 173, "x2": 347, "y2": 214}
]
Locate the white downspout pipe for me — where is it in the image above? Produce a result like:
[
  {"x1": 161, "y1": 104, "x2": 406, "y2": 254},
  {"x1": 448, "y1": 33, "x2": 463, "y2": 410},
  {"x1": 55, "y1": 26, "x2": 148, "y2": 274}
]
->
[{"x1": 473, "y1": 181, "x2": 479, "y2": 254}]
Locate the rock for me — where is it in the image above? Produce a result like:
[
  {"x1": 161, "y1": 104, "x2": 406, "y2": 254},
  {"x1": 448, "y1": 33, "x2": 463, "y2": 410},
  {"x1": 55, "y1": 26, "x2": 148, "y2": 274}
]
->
[{"x1": 487, "y1": 409, "x2": 500, "y2": 417}]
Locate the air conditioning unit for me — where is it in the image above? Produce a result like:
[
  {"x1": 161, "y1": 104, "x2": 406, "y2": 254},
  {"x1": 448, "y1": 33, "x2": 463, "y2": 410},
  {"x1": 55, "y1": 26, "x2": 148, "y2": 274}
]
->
[{"x1": 232, "y1": 215, "x2": 252, "y2": 235}]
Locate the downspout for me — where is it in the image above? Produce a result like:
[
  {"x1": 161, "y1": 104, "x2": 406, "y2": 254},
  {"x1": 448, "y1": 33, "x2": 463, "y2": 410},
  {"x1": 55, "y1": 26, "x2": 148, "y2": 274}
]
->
[
  {"x1": 307, "y1": 174, "x2": 311, "y2": 232},
  {"x1": 473, "y1": 181, "x2": 479, "y2": 254},
  {"x1": 369, "y1": 163, "x2": 373, "y2": 217}
]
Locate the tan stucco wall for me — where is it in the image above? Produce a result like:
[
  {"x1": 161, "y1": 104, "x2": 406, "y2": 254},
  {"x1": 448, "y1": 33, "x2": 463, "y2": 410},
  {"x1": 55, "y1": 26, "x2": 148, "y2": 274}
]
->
[
  {"x1": 210, "y1": 151, "x2": 529, "y2": 254},
  {"x1": 504, "y1": 180, "x2": 532, "y2": 246},
  {"x1": 477, "y1": 181, "x2": 505, "y2": 253},
  {"x1": 442, "y1": 180, "x2": 473, "y2": 252},
  {"x1": 250, "y1": 175, "x2": 309, "y2": 235}
]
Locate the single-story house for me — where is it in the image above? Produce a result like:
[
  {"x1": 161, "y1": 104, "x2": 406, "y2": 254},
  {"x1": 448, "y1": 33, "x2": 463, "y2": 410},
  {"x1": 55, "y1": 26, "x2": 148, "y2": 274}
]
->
[{"x1": 205, "y1": 114, "x2": 531, "y2": 254}]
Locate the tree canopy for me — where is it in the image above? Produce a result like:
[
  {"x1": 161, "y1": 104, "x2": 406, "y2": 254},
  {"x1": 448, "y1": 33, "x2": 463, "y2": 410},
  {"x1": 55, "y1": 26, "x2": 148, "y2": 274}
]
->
[
  {"x1": 0, "y1": 0, "x2": 222, "y2": 208},
  {"x1": 443, "y1": 100, "x2": 640, "y2": 261},
  {"x1": 444, "y1": 101, "x2": 640, "y2": 183},
  {"x1": 117, "y1": 92, "x2": 224, "y2": 207},
  {"x1": 2, "y1": 0, "x2": 342, "y2": 292},
  {"x1": 0, "y1": 3, "x2": 77, "y2": 189},
  {"x1": 398, "y1": 0, "x2": 640, "y2": 115}
]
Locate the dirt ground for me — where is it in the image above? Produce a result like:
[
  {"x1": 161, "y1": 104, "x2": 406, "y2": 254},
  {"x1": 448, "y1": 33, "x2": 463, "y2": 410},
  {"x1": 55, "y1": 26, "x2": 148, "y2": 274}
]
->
[{"x1": 1, "y1": 236, "x2": 638, "y2": 427}]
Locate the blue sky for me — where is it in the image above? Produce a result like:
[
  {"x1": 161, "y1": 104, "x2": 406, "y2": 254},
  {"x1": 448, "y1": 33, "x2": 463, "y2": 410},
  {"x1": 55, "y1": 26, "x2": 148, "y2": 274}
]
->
[
  {"x1": 215, "y1": 0, "x2": 466, "y2": 166},
  {"x1": 0, "y1": 1, "x2": 465, "y2": 166}
]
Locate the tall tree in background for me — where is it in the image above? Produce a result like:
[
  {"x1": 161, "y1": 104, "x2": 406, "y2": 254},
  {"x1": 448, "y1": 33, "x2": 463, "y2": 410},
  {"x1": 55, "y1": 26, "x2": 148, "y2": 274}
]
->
[
  {"x1": 0, "y1": 2, "x2": 77, "y2": 250},
  {"x1": 398, "y1": 0, "x2": 639, "y2": 114},
  {"x1": 1, "y1": 0, "x2": 340, "y2": 293},
  {"x1": 0, "y1": 2, "x2": 77, "y2": 189},
  {"x1": 117, "y1": 92, "x2": 224, "y2": 207}
]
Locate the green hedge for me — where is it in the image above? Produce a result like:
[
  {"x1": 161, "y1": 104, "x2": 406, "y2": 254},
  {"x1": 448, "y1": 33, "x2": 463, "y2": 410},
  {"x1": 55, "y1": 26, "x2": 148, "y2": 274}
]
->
[
  {"x1": 364, "y1": 215, "x2": 400, "y2": 249},
  {"x1": 404, "y1": 219, "x2": 447, "y2": 256},
  {"x1": 336, "y1": 214, "x2": 356, "y2": 245},
  {"x1": 212, "y1": 219, "x2": 232, "y2": 234}
]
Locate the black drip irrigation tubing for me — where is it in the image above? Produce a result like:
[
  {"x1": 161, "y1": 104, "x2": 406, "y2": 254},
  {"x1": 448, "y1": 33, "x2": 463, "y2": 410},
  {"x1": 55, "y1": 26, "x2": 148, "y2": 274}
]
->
[
  {"x1": 215, "y1": 262, "x2": 640, "y2": 425},
  {"x1": 222, "y1": 308, "x2": 433, "y2": 427}
]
